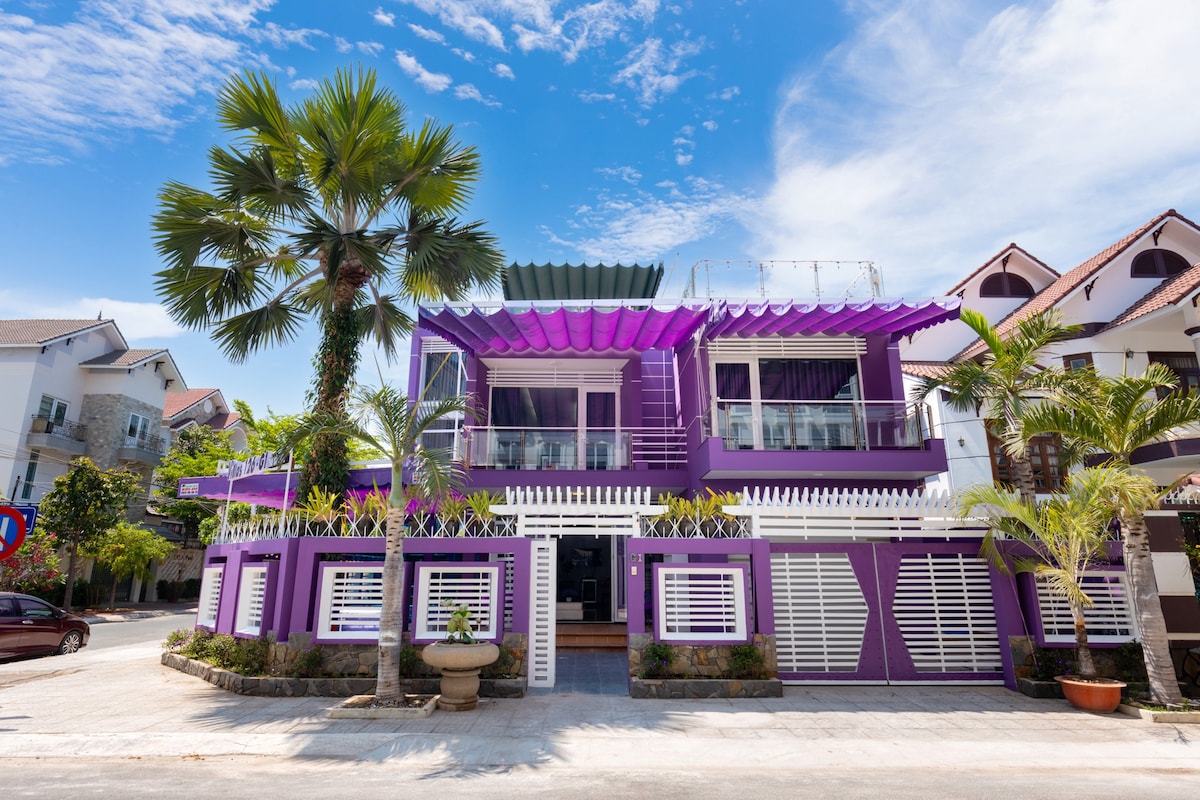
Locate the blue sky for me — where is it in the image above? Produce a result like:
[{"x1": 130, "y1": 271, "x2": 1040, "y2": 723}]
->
[{"x1": 3, "y1": 0, "x2": 1200, "y2": 415}]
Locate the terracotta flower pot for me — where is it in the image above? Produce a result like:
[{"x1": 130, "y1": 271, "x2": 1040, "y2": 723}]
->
[
  {"x1": 1055, "y1": 675, "x2": 1127, "y2": 713},
  {"x1": 421, "y1": 641, "x2": 500, "y2": 712}
]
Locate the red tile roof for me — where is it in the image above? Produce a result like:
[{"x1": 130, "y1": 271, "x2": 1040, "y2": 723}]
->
[
  {"x1": 952, "y1": 209, "x2": 1198, "y2": 361},
  {"x1": 944, "y1": 243, "x2": 1058, "y2": 298},
  {"x1": 162, "y1": 388, "x2": 219, "y2": 418},
  {"x1": 78, "y1": 348, "x2": 166, "y2": 367},
  {"x1": 1101, "y1": 263, "x2": 1200, "y2": 332},
  {"x1": 901, "y1": 361, "x2": 951, "y2": 380}
]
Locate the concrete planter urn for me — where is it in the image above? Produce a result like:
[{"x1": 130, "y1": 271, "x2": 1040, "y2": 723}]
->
[
  {"x1": 1055, "y1": 676, "x2": 1126, "y2": 713},
  {"x1": 421, "y1": 641, "x2": 499, "y2": 711}
]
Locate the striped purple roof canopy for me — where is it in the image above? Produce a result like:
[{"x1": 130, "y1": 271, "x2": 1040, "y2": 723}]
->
[{"x1": 418, "y1": 297, "x2": 960, "y2": 355}]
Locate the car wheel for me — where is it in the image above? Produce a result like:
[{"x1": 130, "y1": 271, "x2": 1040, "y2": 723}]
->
[{"x1": 58, "y1": 631, "x2": 84, "y2": 655}]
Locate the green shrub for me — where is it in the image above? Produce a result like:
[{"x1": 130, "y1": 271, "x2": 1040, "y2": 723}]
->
[
  {"x1": 729, "y1": 643, "x2": 767, "y2": 679},
  {"x1": 291, "y1": 644, "x2": 323, "y2": 678},
  {"x1": 164, "y1": 628, "x2": 266, "y2": 676},
  {"x1": 640, "y1": 642, "x2": 674, "y2": 678},
  {"x1": 397, "y1": 645, "x2": 421, "y2": 678},
  {"x1": 1114, "y1": 640, "x2": 1148, "y2": 682},
  {"x1": 1029, "y1": 646, "x2": 1076, "y2": 681}
]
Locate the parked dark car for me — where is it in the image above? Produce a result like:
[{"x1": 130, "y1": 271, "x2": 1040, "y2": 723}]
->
[{"x1": 0, "y1": 592, "x2": 90, "y2": 659}]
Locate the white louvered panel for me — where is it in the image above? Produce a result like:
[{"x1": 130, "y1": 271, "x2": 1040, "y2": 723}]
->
[
  {"x1": 317, "y1": 567, "x2": 384, "y2": 641},
  {"x1": 492, "y1": 552, "x2": 516, "y2": 631},
  {"x1": 413, "y1": 566, "x2": 501, "y2": 640},
  {"x1": 527, "y1": 539, "x2": 557, "y2": 687},
  {"x1": 197, "y1": 566, "x2": 223, "y2": 628},
  {"x1": 1036, "y1": 571, "x2": 1137, "y2": 644},
  {"x1": 421, "y1": 336, "x2": 460, "y2": 354},
  {"x1": 771, "y1": 552, "x2": 868, "y2": 672},
  {"x1": 487, "y1": 368, "x2": 623, "y2": 388},
  {"x1": 707, "y1": 335, "x2": 866, "y2": 359},
  {"x1": 234, "y1": 565, "x2": 269, "y2": 636},
  {"x1": 892, "y1": 554, "x2": 1003, "y2": 673},
  {"x1": 657, "y1": 567, "x2": 747, "y2": 642}
]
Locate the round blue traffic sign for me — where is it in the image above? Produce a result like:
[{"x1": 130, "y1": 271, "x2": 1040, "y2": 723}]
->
[{"x1": 0, "y1": 506, "x2": 28, "y2": 562}]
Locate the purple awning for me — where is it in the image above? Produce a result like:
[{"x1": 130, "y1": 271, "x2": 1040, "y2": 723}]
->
[
  {"x1": 419, "y1": 303, "x2": 712, "y2": 355},
  {"x1": 182, "y1": 466, "x2": 393, "y2": 509},
  {"x1": 704, "y1": 298, "x2": 961, "y2": 339}
]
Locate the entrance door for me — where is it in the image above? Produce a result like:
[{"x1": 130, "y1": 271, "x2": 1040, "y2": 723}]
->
[{"x1": 557, "y1": 535, "x2": 612, "y2": 622}]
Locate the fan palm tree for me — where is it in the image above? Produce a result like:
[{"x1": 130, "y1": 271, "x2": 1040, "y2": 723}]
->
[
  {"x1": 960, "y1": 466, "x2": 1158, "y2": 679},
  {"x1": 291, "y1": 382, "x2": 473, "y2": 702},
  {"x1": 153, "y1": 67, "x2": 502, "y2": 502},
  {"x1": 913, "y1": 308, "x2": 1079, "y2": 501},
  {"x1": 1020, "y1": 363, "x2": 1200, "y2": 704}
]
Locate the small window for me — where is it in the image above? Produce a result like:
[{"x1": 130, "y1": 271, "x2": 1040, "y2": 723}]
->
[
  {"x1": 128, "y1": 413, "x2": 151, "y2": 440},
  {"x1": 979, "y1": 273, "x2": 1035, "y2": 298},
  {"x1": 1131, "y1": 248, "x2": 1191, "y2": 278},
  {"x1": 1062, "y1": 353, "x2": 1093, "y2": 371},
  {"x1": 20, "y1": 450, "x2": 39, "y2": 500},
  {"x1": 38, "y1": 395, "x2": 68, "y2": 424},
  {"x1": 987, "y1": 428, "x2": 1063, "y2": 490}
]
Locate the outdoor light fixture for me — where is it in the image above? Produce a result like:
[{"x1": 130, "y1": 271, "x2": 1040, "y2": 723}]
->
[{"x1": 958, "y1": 437, "x2": 965, "y2": 447}]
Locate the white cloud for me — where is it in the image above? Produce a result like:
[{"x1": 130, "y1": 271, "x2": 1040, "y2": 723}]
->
[
  {"x1": 373, "y1": 7, "x2": 396, "y2": 27},
  {"x1": 614, "y1": 37, "x2": 704, "y2": 106},
  {"x1": 334, "y1": 36, "x2": 353, "y2": 53},
  {"x1": 451, "y1": 47, "x2": 476, "y2": 62},
  {"x1": 675, "y1": 153, "x2": 693, "y2": 166},
  {"x1": 453, "y1": 83, "x2": 501, "y2": 107},
  {"x1": 408, "y1": 23, "x2": 445, "y2": 43},
  {"x1": 598, "y1": 166, "x2": 642, "y2": 184},
  {"x1": 544, "y1": 175, "x2": 748, "y2": 263},
  {"x1": 246, "y1": 22, "x2": 325, "y2": 50},
  {"x1": 397, "y1": 0, "x2": 505, "y2": 49},
  {"x1": 714, "y1": 86, "x2": 739, "y2": 101},
  {"x1": 0, "y1": 292, "x2": 186, "y2": 340},
  {"x1": 394, "y1": 50, "x2": 453, "y2": 93},
  {"x1": 289, "y1": 78, "x2": 319, "y2": 91},
  {"x1": 493, "y1": 62, "x2": 515, "y2": 80},
  {"x1": 754, "y1": 0, "x2": 1200, "y2": 297},
  {"x1": 702, "y1": 120, "x2": 717, "y2": 131},
  {"x1": 578, "y1": 91, "x2": 616, "y2": 103},
  {"x1": 0, "y1": 0, "x2": 273, "y2": 163},
  {"x1": 358, "y1": 41, "x2": 384, "y2": 57}
]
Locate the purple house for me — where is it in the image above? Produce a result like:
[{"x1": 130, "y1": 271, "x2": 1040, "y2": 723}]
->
[{"x1": 195, "y1": 263, "x2": 1027, "y2": 692}]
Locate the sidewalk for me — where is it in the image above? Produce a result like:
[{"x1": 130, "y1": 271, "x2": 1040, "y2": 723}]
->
[
  {"x1": 0, "y1": 635, "x2": 1197, "y2": 778},
  {"x1": 80, "y1": 601, "x2": 199, "y2": 624}
]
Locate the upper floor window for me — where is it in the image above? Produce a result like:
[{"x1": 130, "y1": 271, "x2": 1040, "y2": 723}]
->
[
  {"x1": 986, "y1": 428, "x2": 1064, "y2": 491},
  {"x1": 1062, "y1": 353, "x2": 1093, "y2": 371},
  {"x1": 19, "y1": 450, "x2": 39, "y2": 500},
  {"x1": 37, "y1": 394, "x2": 68, "y2": 423},
  {"x1": 1131, "y1": 248, "x2": 1191, "y2": 278},
  {"x1": 128, "y1": 412, "x2": 152, "y2": 441},
  {"x1": 979, "y1": 273, "x2": 1035, "y2": 298},
  {"x1": 1150, "y1": 352, "x2": 1200, "y2": 395},
  {"x1": 420, "y1": 349, "x2": 466, "y2": 402}
]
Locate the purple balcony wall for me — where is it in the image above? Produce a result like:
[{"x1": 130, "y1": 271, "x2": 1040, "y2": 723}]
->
[
  {"x1": 692, "y1": 435, "x2": 949, "y2": 484},
  {"x1": 860, "y1": 335, "x2": 905, "y2": 401}
]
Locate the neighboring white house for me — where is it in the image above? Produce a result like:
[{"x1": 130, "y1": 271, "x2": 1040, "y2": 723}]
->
[
  {"x1": 0, "y1": 318, "x2": 186, "y2": 506},
  {"x1": 162, "y1": 387, "x2": 248, "y2": 451},
  {"x1": 902, "y1": 208, "x2": 1200, "y2": 657}
]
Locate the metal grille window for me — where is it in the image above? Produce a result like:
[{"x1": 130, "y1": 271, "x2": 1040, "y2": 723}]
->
[
  {"x1": 315, "y1": 566, "x2": 384, "y2": 641},
  {"x1": 412, "y1": 565, "x2": 501, "y2": 642},
  {"x1": 197, "y1": 566, "x2": 223, "y2": 628},
  {"x1": 771, "y1": 552, "x2": 868, "y2": 672},
  {"x1": 656, "y1": 565, "x2": 747, "y2": 642},
  {"x1": 234, "y1": 566, "x2": 269, "y2": 636},
  {"x1": 1036, "y1": 571, "x2": 1137, "y2": 644}
]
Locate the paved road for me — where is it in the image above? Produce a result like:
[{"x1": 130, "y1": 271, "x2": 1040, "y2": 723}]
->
[{"x1": 1, "y1": 621, "x2": 1197, "y2": 798}]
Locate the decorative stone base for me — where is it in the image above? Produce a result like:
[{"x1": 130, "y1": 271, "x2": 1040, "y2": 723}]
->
[
  {"x1": 1017, "y1": 677, "x2": 1064, "y2": 699},
  {"x1": 329, "y1": 694, "x2": 438, "y2": 719},
  {"x1": 630, "y1": 677, "x2": 783, "y2": 699},
  {"x1": 1118, "y1": 703, "x2": 1200, "y2": 724},
  {"x1": 162, "y1": 653, "x2": 527, "y2": 698}
]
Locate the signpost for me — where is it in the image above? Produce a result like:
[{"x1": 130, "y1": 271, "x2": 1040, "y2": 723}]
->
[{"x1": 0, "y1": 505, "x2": 36, "y2": 563}]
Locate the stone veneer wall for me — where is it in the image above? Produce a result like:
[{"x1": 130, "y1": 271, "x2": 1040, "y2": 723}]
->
[
  {"x1": 627, "y1": 632, "x2": 777, "y2": 678},
  {"x1": 1008, "y1": 635, "x2": 1136, "y2": 680},
  {"x1": 266, "y1": 631, "x2": 528, "y2": 680},
  {"x1": 78, "y1": 393, "x2": 159, "y2": 522}
]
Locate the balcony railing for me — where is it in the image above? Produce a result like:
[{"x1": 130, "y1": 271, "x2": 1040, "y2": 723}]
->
[
  {"x1": 123, "y1": 433, "x2": 167, "y2": 456},
  {"x1": 29, "y1": 415, "x2": 87, "y2": 442},
  {"x1": 714, "y1": 399, "x2": 932, "y2": 451},
  {"x1": 464, "y1": 426, "x2": 687, "y2": 470}
]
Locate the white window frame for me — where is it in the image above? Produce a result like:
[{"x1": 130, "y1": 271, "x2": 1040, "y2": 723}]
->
[
  {"x1": 196, "y1": 566, "x2": 224, "y2": 629},
  {"x1": 234, "y1": 565, "x2": 270, "y2": 637},
  {"x1": 655, "y1": 564, "x2": 749, "y2": 643},
  {"x1": 314, "y1": 564, "x2": 385, "y2": 642},
  {"x1": 412, "y1": 564, "x2": 501, "y2": 643},
  {"x1": 1035, "y1": 571, "x2": 1138, "y2": 645}
]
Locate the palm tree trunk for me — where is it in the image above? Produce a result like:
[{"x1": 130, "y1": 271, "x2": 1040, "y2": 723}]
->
[
  {"x1": 375, "y1": 500, "x2": 407, "y2": 702},
  {"x1": 298, "y1": 265, "x2": 363, "y2": 503},
  {"x1": 1121, "y1": 511, "x2": 1183, "y2": 704},
  {"x1": 1072, "y1": 605, "x2": 1096, "y2": 678},
  {"x1": 61, "y1": 540, "x2": 79, "y2": 613},
  {"x1": 1009, "y1": 454, "x2": 1038, "y2": 504}
]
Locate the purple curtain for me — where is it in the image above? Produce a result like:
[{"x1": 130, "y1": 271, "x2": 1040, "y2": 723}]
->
[
  {"x1": 759, "y1": 359, "x2": 857, "y2": 401},
  {"x1": 715, "y1": 363, "x2": 751, "y2": 399}
]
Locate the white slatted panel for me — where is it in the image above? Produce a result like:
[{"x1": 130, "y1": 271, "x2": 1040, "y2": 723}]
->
[
  {"x1": 730, "y1": 487, "x2": 977, "y2": 540},
  {"x1": 893, "y1": 554, "x2": 1003, "y2": 673},
  {"x1": 657, "y1": 566, "x2": 747, "y2": 642},
  {"x1": 707, "y1": 335, "x2": 866, "y2": 358},
  {"x1": 1036, "y1": 571, "x2": 1137, "y2": 644},
  {"x1": 487, "y1": 367, "x2": 623, "y2": 388},
  {"x1": 413, "y1": 566, "x2": 501, "y2": 640},
  {"x1": 771, "y1": 552, "x2": 868, "y2": 672},
  {"x1": 527, "y1": 539, "x2": 557, "y2": 687},
  {"x1": 316, "y1": 567, "x2": 383, "y2": 641},
  {"x1": 491, "y1": 552, "x2": 516, "y2": 631},
  {"x1": 234, "y1": 565, "x2": 268, "y2": 636},
  {"x1": 497, "y1": 486, "x2": 662, "y2": 538},
  {"x1": 197, "y1": 566, "x2": 223, "y2": 628}
]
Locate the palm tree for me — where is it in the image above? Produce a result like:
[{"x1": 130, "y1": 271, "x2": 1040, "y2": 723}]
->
[
  {"x1": 914, "y1": 308, "x2": 1079, "y2": 501},
  {"x1": 291, "y1": 382, "x2": 472, "y2": 702},
  {"x1": 960, "y1": 466, "x2": 1158, "y2": 679},
  {"x1": 1020, "y1": 363, "x2": 1200, "y2": 704},
  {"x1": 153, "y1": 67, "x2": 502, "y2": 502}
]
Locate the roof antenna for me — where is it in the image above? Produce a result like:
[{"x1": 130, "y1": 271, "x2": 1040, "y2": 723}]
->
[{"x1": 97, "y1": 309, "x2": 103, "y2": 320}]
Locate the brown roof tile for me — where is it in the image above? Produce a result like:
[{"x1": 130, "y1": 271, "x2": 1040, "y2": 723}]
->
[
  {"x1": 952, "y1": 209, "x2": 1198, "y2": 361},
  {"x1": 79, "y1": 348, "x2": 165, "y2": 367},
  {"x1": 1101, "y1": 263, "x2": 1200, "y2": 331},
  {"x1": 944, "y1": 243, "x2": 1058, "y2": 298},
  {"x1": 0, "y1": 319, "x2": 110, "y2": 345},
  {"x1": 901, "y1": 361, "x2": 951, "y2": 380},
  {"x1": 163, "y1": 388, "x2": 219, "y2": 418}
]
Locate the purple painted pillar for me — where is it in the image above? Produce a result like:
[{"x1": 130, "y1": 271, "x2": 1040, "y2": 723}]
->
[
  {"x1": 214, "y1": 545, "x2": 247, "y2": 635},
  {"x1": 750, "y1": 539, "x2": 775, "y2": 636}
]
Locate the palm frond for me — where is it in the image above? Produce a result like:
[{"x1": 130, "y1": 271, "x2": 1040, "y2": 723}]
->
[{"x1": 211, "y1": 302, "x2": 307, "y2": 362}]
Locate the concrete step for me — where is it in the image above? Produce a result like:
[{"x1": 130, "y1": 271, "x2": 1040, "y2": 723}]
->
[{"x1": 556, "y1": 623, "x2": 628, "y2": 651}]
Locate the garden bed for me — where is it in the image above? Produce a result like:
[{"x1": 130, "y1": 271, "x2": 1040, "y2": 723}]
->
[
  {"x1": 329, "y1": 694, "x2": 439, "y2": 719},
  {"x1": 1118, "y1": 702, "x2": 1200, "y2": 724},
  {"x1": 162, "y1": 653, "x2": 526, "y2": 698},
  {"x1": 630, "y1": 676, "x2": 782, "y2": 699}
]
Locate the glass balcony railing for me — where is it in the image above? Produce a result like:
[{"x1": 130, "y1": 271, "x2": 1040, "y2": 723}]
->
[
  {"x1": 463, "y1": 426, "x2": 687, "y2": 470},
  {"x1": 715, "y1": 399, "x2": 932, "y2": 451}
]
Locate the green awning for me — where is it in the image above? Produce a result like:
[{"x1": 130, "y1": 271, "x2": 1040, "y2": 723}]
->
[{"x1": 502, "y1": 262, "x2": 664, "y2": 301}]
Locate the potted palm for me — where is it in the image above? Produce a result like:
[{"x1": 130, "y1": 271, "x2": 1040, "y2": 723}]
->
[
  {"x1": 960, "y1": 465, "x2": 1158, "y2": 713},
  {"x1": 420, "y1": 602, "x2": 499, "y2": 711}
]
